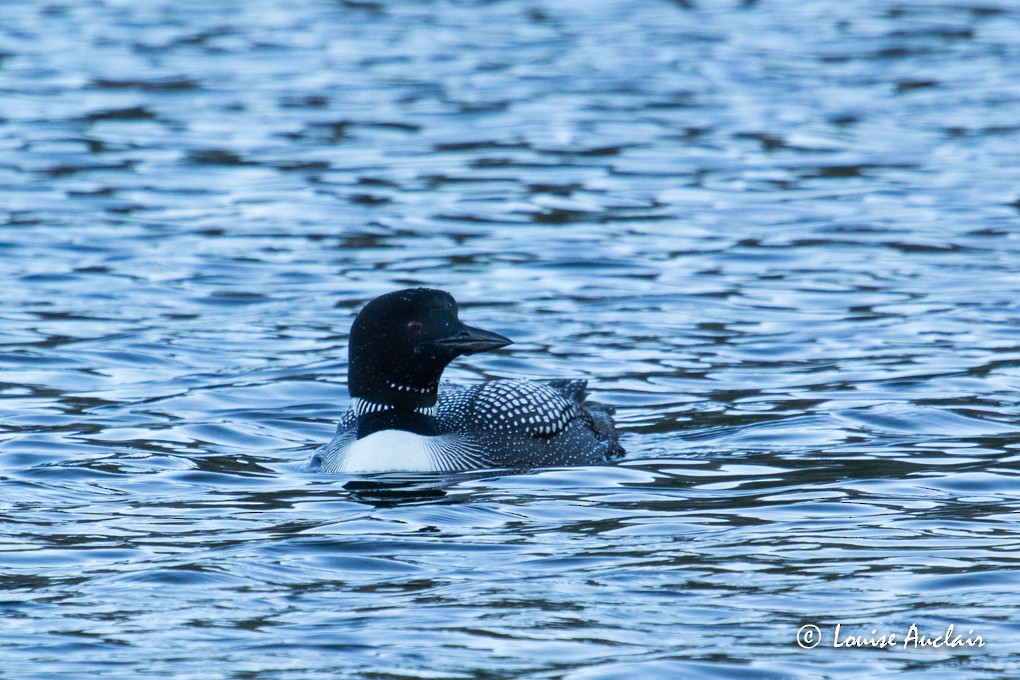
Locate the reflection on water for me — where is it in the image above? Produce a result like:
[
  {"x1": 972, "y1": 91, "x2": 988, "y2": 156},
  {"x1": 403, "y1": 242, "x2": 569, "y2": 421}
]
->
[{"x1": 2, "y1": 0, "x2": 1020, "y2": 676}]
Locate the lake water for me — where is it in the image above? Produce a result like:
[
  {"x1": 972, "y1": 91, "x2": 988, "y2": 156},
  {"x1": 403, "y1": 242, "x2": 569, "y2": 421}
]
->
[{"x1": 2, "y1": 0, "x2": 1020, "y2": 677}]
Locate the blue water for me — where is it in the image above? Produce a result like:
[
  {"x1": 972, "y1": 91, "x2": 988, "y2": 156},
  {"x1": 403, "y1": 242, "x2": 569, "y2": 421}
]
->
[{"x1": 3, "y1": 0, "x2": 1020, "y2": 677}]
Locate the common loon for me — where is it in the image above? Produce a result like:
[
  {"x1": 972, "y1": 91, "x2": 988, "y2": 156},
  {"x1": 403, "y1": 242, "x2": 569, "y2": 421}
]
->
[{"x1": 309, "y1": 288, "x2": 624, "y2": 473}]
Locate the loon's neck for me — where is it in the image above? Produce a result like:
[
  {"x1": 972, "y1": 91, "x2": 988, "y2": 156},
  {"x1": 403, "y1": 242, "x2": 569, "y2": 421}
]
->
[
  {"x1": 352, "y1": 396, "x2": 440, "y2": 438},
  {"x1": 356, "y1": 409, "x2": 439, "y2": 438}
]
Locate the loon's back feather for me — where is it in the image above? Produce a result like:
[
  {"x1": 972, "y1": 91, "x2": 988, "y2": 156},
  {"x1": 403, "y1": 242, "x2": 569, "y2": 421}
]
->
[
  {"x1": 444, "y1": 380, "x2": 579, "y2": 438},
  {"x1": 543, "y1": 378, "x2": 588, "y2": 404}
]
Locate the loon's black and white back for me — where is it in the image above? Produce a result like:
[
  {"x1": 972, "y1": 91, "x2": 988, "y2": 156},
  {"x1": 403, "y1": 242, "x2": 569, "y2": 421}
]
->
[{"x1": 309, "y1": 288, "x2": 623, "y2": 473}]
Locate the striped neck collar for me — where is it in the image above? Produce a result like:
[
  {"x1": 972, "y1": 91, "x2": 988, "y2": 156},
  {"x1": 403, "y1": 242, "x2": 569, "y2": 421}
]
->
[{"x1": 352, "y1": 397, "x2": 437, "y2": 418}]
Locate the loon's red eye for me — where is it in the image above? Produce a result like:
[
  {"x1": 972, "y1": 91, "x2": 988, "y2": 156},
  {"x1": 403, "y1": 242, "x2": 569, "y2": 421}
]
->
[{"x1": 407, "y1": 320, "x2": 423, "y2": 333}]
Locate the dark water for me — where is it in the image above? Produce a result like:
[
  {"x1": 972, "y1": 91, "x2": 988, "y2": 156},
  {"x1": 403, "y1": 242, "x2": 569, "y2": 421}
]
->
[{"x1": 3, "y1": 0, "x2": 1020, "y2": 676}]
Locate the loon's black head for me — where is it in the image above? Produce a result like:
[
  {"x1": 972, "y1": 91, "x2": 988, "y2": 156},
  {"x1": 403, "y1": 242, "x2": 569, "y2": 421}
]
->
[{"x1": 347, "y1": 288, "x2": 512, "y2": 415}]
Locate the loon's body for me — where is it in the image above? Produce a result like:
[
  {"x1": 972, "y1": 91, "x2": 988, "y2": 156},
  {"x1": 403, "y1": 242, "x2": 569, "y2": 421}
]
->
[
  {"x1": 309, "y1": 288, "x2": 623, "y2": 473},
  {"x1": 313, "y1": 378, "x2": 622, "y2": 473}
]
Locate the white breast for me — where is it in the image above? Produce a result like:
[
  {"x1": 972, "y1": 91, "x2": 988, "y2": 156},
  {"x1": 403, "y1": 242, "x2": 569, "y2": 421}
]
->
[{"x1": 335, "y1": 429, "x2": 442, "y2": 473}]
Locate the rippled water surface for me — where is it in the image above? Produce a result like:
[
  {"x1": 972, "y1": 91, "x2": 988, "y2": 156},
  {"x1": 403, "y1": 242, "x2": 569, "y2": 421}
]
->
[{"x1": 3, "y1": 0, "x2": 1020, "y2": 677}]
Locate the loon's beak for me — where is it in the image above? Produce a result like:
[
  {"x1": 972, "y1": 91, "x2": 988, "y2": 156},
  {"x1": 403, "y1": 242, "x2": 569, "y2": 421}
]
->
[{"x1": 429, "y1": 323, "x2": 513, "y2": 356}]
